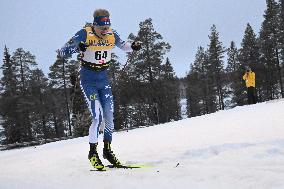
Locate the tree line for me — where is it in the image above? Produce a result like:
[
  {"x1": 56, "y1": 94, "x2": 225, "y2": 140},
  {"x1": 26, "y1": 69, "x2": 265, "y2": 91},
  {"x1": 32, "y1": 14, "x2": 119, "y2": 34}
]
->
[
  {"x1": 1, "y1": 0, "x2": 283, "y2": 145},
  {"x1": 186, "y1": 0, "x2": 284, "y2": 117},
  {"x1": 0, "y1": 18, "x2": 180, "y2": 144}
]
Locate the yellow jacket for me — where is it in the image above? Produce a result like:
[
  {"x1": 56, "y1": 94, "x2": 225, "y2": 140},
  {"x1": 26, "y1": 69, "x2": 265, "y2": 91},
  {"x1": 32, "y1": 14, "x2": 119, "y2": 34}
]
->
[{"x1": 243, "y1": 71, "x2": 255, "y2": 87}]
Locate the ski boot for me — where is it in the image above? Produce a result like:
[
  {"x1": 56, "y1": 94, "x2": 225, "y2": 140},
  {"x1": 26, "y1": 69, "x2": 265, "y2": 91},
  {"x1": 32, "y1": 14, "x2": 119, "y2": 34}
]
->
[
  {"x1": 88, "y1": 143, "x2": 105, "y2": 171},
  {"x1": 103, "y1": 141, "x2": 122, "y2": 167}
]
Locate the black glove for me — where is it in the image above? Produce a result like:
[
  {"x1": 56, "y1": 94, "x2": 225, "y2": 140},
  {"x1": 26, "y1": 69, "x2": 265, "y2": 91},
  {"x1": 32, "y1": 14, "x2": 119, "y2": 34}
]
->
[
  {"x1": 78, "y1": 42, "x2": 89, "y2": 52},
  {"x1": 131, "y1": 41, "x2": 142, "y2": 51}
]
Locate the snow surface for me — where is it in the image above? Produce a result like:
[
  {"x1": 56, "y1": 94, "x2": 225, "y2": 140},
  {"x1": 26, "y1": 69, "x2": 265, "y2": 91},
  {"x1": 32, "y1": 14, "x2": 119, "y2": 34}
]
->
[{"x1": 1, "y1": 99, "x2": 284, "y2": 189}]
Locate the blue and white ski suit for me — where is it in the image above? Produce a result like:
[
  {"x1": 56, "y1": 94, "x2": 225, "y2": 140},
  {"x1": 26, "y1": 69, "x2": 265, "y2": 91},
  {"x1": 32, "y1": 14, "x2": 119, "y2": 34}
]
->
[{"x1": 60, "y1": 24, "x2": 132, "y2": 143}]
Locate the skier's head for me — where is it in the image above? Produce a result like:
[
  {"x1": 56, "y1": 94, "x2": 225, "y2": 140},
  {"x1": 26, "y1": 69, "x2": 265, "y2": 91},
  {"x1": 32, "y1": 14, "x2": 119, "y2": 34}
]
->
[
  {"x1": 246, "y1": 66, "x2": 251, "y2": 72},
  {"x1": 93, "y1": 9, "x2": 111, "y2": 37}
]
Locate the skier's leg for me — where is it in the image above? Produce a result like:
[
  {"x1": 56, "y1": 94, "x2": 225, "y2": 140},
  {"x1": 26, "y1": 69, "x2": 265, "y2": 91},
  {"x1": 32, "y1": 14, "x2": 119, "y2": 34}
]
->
[
  {"x1": 80, "y1": 81, "x2": 105, "y2": 170},
  {"x1": 88, "y1": 143, "x2": 104, "y2": 170},
  {"x1": 99, "y1": 84, "x2": 122, "y2": 167},
  {"x1": 80, "y1": 85, "x2": 101, "y2": 143},
  {"x1": 99, "y1": 84, "x2": 114, "y2": 142},
  {"x1": 88, "y1": 99, "x2": 102, "y2": 143},
  {"x1": 98, "y1": 103, "x2": 105, "y2": 134}
]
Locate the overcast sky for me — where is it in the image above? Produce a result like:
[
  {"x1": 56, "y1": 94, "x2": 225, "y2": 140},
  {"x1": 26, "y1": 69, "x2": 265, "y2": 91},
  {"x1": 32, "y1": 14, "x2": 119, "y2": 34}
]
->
[{"x1": 0, "y1": 0, "x2": 266, "y2": 78}]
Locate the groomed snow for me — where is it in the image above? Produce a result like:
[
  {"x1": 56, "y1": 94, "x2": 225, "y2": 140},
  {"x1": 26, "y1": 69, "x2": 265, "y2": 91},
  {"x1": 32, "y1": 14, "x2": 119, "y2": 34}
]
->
[{"x1": 1, "y1": 99, "x2": 284, "y2": 189}]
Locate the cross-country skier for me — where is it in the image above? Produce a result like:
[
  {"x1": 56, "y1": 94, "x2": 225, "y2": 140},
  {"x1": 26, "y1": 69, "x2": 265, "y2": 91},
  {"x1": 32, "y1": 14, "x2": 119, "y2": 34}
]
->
[{"x1": 59, "y1": 9, "x2": 141, "y2": 170}]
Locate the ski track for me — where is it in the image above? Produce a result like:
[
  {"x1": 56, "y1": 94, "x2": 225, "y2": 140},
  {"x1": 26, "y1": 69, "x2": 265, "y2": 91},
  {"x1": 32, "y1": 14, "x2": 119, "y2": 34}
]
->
[{"x1": 0, "y1": 100, "x2": 284, "y2": 189}]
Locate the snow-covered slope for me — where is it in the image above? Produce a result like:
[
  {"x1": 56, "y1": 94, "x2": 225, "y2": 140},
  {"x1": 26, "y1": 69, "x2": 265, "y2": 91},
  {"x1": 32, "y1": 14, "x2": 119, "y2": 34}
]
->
[{"x1": 1, "y1": 100, "x2": 284, "y2": 189}]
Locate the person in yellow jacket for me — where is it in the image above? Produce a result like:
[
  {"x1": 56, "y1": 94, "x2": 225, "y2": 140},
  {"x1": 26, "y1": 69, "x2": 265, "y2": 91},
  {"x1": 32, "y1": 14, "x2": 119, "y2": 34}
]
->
[{"x1": 243, "y1": 67, "x2": 257, "y2": 104}]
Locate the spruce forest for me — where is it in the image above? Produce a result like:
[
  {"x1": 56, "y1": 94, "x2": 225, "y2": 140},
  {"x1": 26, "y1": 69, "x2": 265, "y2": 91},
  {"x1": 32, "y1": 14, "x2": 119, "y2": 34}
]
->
[{"x1": 0, "y1": 0, "x2": 283, "y2": 145}]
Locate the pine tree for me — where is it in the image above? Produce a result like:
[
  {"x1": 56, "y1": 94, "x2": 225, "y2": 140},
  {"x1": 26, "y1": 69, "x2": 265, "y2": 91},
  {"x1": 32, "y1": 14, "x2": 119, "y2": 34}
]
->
[
  {"x1": 238, "y1": 23, "x2": 265, "y2": 102},
  {"x1": 48, "y1": 55, "x2": 78, "y2": 136},
  {"x1": 13, "y1": 48, "x2": 38, "y2": 142},
  {"x1": 130, "y1": 18, "x2": 171, "y2": 83},
  {"x1": 279, "y1": 0, "x2": 284, "y2": 62},
  {"x1": 239, "y1": 24, "x2": 261, "y2": 69},
  {"x1": 28, "y1": 68, "x2": 53, "y2": 139},
  {"x1": 226, "y1": 42, "x2": 239, "y2": 73},
  {"x1": 0, "y1": 46, "x2": 19, "y2": 144},
  {"x1": 0, "y1": 46, "x2": 17, "y2": 95},
  {"x1": 259, "y1": 0, "x2": 281, "y2": 100},
  {"x1": 1, "y1": 47, "x2": 38, "y2": 143},
  {"x1": 187, "y1": 46, "x2": 210, "y2": 116},
  {"x1": 186, "y1": 64, "x2": 206, "y2": 117},
  {"x1": 207, "y1": 25, "x2": 226, "y2": 111},
  {"x1": 125, "y1": 18, "x2": 172, "y2": 125},
  {"x1": 277, "y1": 0, "x2": 284, "y2": 97},
  {"x1": 226, "y1": 41, "x2": 245, "y2": 106},
  {"x1": 12, "y1": 48, "x2": 37, "y2": 94},
  {"x1": 157, "y1": 58, "x2": 180, "y2": 122}
]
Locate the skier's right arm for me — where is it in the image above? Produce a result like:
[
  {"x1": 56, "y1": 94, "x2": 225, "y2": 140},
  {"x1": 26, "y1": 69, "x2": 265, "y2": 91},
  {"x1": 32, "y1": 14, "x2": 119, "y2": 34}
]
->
[{"x1": 58, "y1": 29, "x2": 87, "y2": 58}]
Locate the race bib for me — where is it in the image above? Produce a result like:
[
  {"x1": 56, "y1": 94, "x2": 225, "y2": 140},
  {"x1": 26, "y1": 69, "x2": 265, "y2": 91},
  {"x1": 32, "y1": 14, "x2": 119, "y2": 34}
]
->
[{"x1": 82, "y1": 49, "x2": 111, "y2": 64}]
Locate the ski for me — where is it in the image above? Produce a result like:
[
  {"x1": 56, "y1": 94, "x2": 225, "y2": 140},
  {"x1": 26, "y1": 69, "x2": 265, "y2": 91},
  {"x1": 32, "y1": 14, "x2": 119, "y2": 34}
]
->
[
  {"x1": 90, "y1": 162, "x2": 153, "y2": 171},
  {"x1": 90, "y1": 169, "x2": 107, "y2": 172},
  {"x1": 106, "y1": 164, "x2": 143, "y2": 169},
  {"x1": 91, "y1": 164, "x2": 151, "y2": 171}
]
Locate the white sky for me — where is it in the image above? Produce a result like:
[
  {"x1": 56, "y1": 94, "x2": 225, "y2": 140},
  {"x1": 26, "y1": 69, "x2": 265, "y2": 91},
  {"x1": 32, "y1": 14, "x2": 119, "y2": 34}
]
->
[{"x1": 0, "y1": 0, "x2": 266, "y2": 78}]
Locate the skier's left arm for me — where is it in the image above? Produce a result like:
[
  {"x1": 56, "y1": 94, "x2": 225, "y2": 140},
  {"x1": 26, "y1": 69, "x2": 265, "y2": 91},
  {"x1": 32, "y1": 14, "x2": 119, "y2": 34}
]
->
[{"x1": 113, "y1": 30, "x2": 141, "y2": 52}]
